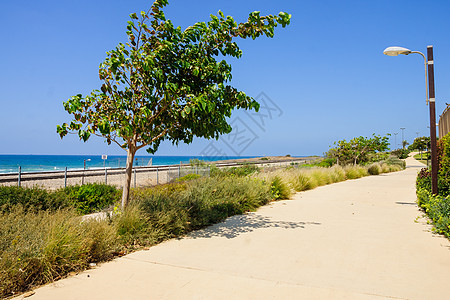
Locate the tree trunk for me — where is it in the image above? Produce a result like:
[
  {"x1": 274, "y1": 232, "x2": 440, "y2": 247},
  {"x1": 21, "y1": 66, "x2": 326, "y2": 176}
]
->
[{"x1": 121, "y1": 147, "x2": 136, "y2": 208}]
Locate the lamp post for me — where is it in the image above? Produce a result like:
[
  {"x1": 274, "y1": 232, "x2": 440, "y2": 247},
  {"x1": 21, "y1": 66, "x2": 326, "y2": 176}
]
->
[
  {"x1": 393, "y1": 132, "x2": 398, "y2": 150},
  {"x1": 400, "y1": 127, "x2": 405, "y2": 149},
  {"x1": 383, "y1": 45, "x2": 438, "y2": 194},
  {"x1": 82, "y1": 158, "x2": 91, "y2": 185}
]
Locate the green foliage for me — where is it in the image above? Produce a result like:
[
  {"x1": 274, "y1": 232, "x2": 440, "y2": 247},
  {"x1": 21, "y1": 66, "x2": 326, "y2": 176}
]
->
[
  {"x1": 0, "y1": 186, "x2": 68, "y2": 213},
  {"x1": 211, "y1": 164, "x2": 259, "y2": 177},
  {"x1": 416, "y1": 167, "x2": 450, "y2": 197},
  {"x1": 438, "y1": 133, "x2": 450, "y2": 179},
  {"x1": 189, "y1": 159, "x2": 208, "y2": 167},
  {"x1": 57, "y1": 184, "x2": 121, "y2": 215},
  {"x1": 0, "y1": 207, "x2": 117, "y2": 298},
  {"x1": 344, "y1": 165, "x2": 368, "y2": 179},
  {"x1": 270, "y1": 176, "x2": 291, "y2": 200},
  {"x1": 367, "y1": 163, "x2": 382, "y2": 175},
  {"x1": 176, "y1": 173, "x2": 202, "y2": 182},
  {"x1": 384, "y1": 156, "x2": 406, "y2": 169},
  {"x1": 367, "y1": 152, "x2": 390, "y2": 163},
  {"x1": 314, "y1": 158, "x2": 336, "y2": 168},
  {"x1": 327, "y1": 134, "x2": 390, "y2": 165},
  {"x1": 409, "y1": 136, "x2": 430, "y2": 152},
  {"x1": 391, "y1": 148, "x2": 410, "y2": 159},
  {"x1": 0, "y1": 184, "x2": 121, "y2": 215},
  {"x1": 57, "y1": 0, "x2": 291, "y2": 207},
  {"x1": 416, "y1": 188, "x2": 450, "y2": 238}
]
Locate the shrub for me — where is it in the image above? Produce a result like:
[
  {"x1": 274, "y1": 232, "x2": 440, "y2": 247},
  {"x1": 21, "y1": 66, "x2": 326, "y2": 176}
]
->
[
  {"x1": 176, "y1": 173, "x2": 201, "y2": 182},
  {"x1": 56, "y1": 184, "x2": 121, "y2": 215},
  {"x1": 391, "y1": 149, "x2": 410, "y2": 159},
  {"x1": 0, "y1": 186, "x2": 69, "y2": 213},
  {"x1": 212, "y1": 164, "x2": 259, "y2": 177},
  {"x1": 314, "y1": 158, "x2": 336, "y2": 168},
  {"x1": 0, "y1": 207, "x2": 117, "y2": 298},
  {"x1": 368, "y1": 152, "x2": 390, "y2": 163},
  {"x1": 344, "y1": 165, "x2": 367, "y2": 179},
  {"x1": 384, "y1": 156, "x2": 406, "y2": 169},
  {"x1": 290, "y1": 173, "x2": 316, "y2": 191},
  {"x1": 416, "y1": 188, "x2": 450, "y2": 237},
  {"x1": 270, "y1": 176, "x2": 291, "y2": 200},
  {"x1": 416, "y1": 168, "x2": 450, "y2": 197},
  {"x1": 329, "y1": 165, "x2": 347, "y2": 183},
  {"x1": 0, "y1": 184, "x2": 121, "y2": 215},
  {"x1": 367, "y1": 163, "x2": 382, "y2": 175}
]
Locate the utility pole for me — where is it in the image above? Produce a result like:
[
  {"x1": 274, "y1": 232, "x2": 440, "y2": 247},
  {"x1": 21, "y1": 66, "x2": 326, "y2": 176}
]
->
[{"x1": 427, "y1": 46, "x2": 438, "y2": 194}]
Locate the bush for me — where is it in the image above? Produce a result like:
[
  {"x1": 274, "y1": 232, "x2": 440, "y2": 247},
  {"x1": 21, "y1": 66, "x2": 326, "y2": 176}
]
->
[
  {"x1": 416, "y1": 167, "x2": 450, "y2": 197},
  {"x1": 367, "y1": 163, "x2": 382, "y2": 175},
  {"x1": 391, "y1": 149, "x2": 410, "y2": 159},
  {"x1": 314, "y1": 158, "x2": 336, "y2": 168},
  {"x1": 0, "y1": 186, "x2": 69, "y2": 213},
  {"x1": 176, "y1": 173, "x2": 201, "y2": 182},
  {"x1": 270, "y1": 176, "x2": 291, "y2": 200},
  {"x1": 416, "y1": 188, "x2": 450, "y2": 237},
  {"x1": 56, "y1": 184, "x2": 121, "y2": 215},
  {"x1": 384, "y1": 156, "x2": 406, "y2": 169},
  {"x1": 0, "y1": 184, "x2": 121, "y2": 215},
  {"x1": 344, "y1": 165, "x2": 368, "y2": 179},
  {"x1": 211, "y1": 164, "x2": 259, "y2": 177},
  {"x1": 0, "y1": 207, "x2": 117, "y2": 298}
]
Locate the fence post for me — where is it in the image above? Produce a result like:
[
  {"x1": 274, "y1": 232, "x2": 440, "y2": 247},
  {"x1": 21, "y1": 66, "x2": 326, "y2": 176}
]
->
[
  {"x1": 105, "y1": 168, "x2": 108, "y2": 185},
  {"x1": 18, "y1": 166, "x2": 21, "y2": 187},
  {"x1": 178, "y1": 165, "x2": 181, "y2": 179},
  {"x1": 134, "y1": 169, "x2": 136, "y2": 188},
  {"x1": 156, "y1": 167, "x2": 159, "y2": 185},
  {"x1": 64, "y1": 167, "x2": 67, "y2": 188}
]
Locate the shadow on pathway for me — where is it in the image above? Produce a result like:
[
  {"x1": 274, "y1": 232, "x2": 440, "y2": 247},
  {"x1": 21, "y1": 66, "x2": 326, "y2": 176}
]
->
[{"x1": 187, "y1": 213, "x2": 321, "y2": 239}]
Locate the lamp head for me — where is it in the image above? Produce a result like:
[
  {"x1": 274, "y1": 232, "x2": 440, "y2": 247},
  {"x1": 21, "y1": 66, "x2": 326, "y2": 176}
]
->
[{"x1": 383, "y1": 46, "x2": 412, "y2": 56}]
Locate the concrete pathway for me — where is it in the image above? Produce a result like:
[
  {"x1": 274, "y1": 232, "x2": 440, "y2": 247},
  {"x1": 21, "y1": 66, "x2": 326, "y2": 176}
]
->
[{"x1": 18, "y1": 156, "x2": 450, "y2": 299}]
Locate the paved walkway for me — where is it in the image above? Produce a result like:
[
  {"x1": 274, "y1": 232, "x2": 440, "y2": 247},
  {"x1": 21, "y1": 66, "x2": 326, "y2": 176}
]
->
[{"x1": 19, "y1": 156, "x2": 450, "y2": 299}]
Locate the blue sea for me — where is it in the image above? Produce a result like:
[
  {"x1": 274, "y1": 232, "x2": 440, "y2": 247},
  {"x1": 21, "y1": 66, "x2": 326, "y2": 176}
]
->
[{"x1": 0, "y1": 155, "x2": 257, "y2": 174}]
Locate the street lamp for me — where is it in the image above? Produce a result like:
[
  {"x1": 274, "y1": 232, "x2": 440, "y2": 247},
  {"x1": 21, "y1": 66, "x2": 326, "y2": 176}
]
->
[
  {"x1": 82, "y1": 158, "x2": 91, "y2": 185},
  {"x1": 393, "y1": 132, "x2": 398, "y2": 150},
  {"x1": 383, "y1": 45, "x2": 438, "y2": 194},
  {"x1": 400, "y1": 127, "x2": 406, "y2": 149}
]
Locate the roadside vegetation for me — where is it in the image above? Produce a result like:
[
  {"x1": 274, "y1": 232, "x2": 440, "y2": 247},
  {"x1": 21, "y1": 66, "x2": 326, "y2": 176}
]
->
[
  {"x1": 0, "y1": 153, "x2": 405, "y2": 298},
  {"x1": 416, "y1": 133, "x2": 450, "y2": 237}
]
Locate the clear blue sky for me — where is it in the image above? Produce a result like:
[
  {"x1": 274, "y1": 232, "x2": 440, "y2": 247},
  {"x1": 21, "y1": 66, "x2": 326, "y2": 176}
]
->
[{"x1": 1, "y1": 0, "x2": 450, "y2": 156}]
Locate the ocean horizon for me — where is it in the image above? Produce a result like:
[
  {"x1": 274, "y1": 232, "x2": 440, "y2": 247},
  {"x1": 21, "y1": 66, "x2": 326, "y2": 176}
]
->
[{"x1": 0, "y1": 154, "x2": 263, "y2": 174}]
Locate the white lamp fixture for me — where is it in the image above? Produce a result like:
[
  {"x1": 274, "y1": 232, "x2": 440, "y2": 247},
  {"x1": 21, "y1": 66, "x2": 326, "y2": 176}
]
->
[{"x1": 383, "y1": 46, "x2": 412, "y2": 56}]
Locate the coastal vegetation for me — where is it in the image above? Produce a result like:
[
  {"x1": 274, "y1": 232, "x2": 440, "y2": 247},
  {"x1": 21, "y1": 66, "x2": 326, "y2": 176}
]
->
[
  {"x1": 0, "y1": 157, "x2": 405, "y2": 298},
  {"x1": 416, "y1": 133, "x2": 450, "y2": 237},
  {"x1": 56, "y1": 0, "x2": 291, "y2": 208},
  {"x1": 326, "y1": 134, "x2": 390, "y2": 165}
]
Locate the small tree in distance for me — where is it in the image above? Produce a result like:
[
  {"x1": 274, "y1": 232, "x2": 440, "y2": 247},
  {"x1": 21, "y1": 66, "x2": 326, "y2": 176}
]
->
[
  {"x1": 57, "y1": 0, "x2": 291, "y2": 208},
  {"x1": 409, "y1": 136, "x2": 430, "y2": 160},
  {"x1": 326, "y1": 134, "x2": 390, "y2": 165}
]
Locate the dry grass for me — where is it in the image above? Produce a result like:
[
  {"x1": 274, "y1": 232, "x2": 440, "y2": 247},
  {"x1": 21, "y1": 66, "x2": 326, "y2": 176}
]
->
[{"x1": 0, "y1": 207, "x2": 117, "y2": 298}]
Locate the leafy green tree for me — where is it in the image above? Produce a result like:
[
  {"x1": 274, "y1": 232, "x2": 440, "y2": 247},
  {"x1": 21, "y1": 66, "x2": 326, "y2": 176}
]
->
[
  {"x1": 409, "y1": 136, "x2": 429, "y2": 160},
  {"x1": 57, "y1": 0, "x2": 291, "y2": 207},
  {"x1": 327, "y1": 134, "x2": 390, "y2": 165}
]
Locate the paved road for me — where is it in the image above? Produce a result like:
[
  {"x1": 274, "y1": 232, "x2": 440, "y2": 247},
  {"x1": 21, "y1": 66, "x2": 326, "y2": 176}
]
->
[{"x1": 18, "y1": 156, "x2": 450, "y2": 299}]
